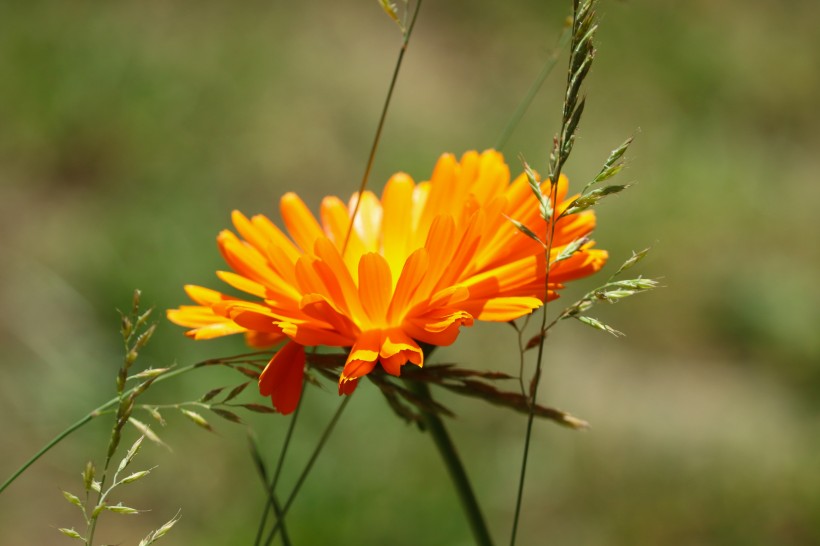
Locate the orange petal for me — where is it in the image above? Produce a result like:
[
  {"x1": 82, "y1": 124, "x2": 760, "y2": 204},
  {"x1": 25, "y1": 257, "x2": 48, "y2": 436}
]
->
[
  {"x1": 403, "y1": 308, "x2": 474, "y2": 346},
  {"x1": 381, "y1": 173, "x2": 415, "y2": 279},
  {"x1": 550, "y1": 246, "x2": 608, "y2": 282},
  {"x1": 338, "y1": 377, "x2": 359, "y2": 396},
  {"x1": 278, "y1": 320, "x2": 355, "y2": 347},
  {"x1": 320, "y1": 196, "x2": 366, "y2": 272},
  {"x1": 433, "y1": 209, "x2": 485, "y2": 291},
  {"x1": 409, "y1": 215, "x2": 456, "y2": 309},
  {"x1": 348, "y1": 191, "x2": 382, "y2": 253},
  {"x1": 358, "y1": 253, "x2": 392, "y2": 328},
  {"x1": 259, "y1": 341, "x2": 305, "y2": 415},
  {"x1": 299, "y1": 294, "x2": 359, "y2": 341},
  {"x1": 231, "y1": 210, "x2": 271, "y2": 257},
  {"x1": 218, "y1": 230, "x2": 298, "y2": 297},
  {"x1": 183, "y1": 285, "x2": 235, "y2": 306},
  {"x1": 313, "y1": 237, "x2": 366, "y2": 321},
  {"x1": 467, "y1": 296, "x2": 542, "y2": 321},
  {"x1": 417, "y1": 153, "x2": 458, "y2": 235},
  {"x1": 379, "y1": 328, "x2": 423, "y2": 376},
  {"x1": 341, "y1": 329, "x2": 381, "y2": 381},
  {"x1": 410, "y1": 182, "x2": 431, "y2": 244},
  {"x1": 223, "y1": 304, "x2": 286, "y2": 336},
  {"x1": 387, "y1": 248, "x2": 429, "y2": 324},
  {"x1": 215, "y1": 270, "x2": 267, "y2": 299},
  {"x1": 245, "y1": 330, "x2": 286, "y2": 348},
  {"x1": 167, "y1": 305, "x2": 248, "y2": 339},
  {"x1": 280, "y1": 192, "x2": 324, "y2": 253},
  {"x1": 250, "y1": 213, "x2": 301, "y2": 263},
  {"x1": 469, "y1": 150, "x2": 510, "y2": 204}
]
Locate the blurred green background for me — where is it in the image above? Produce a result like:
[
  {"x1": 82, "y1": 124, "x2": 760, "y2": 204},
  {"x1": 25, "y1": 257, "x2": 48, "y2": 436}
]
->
[{"x1": 2, "y1": 0, "x2": 819, "y2": 544}]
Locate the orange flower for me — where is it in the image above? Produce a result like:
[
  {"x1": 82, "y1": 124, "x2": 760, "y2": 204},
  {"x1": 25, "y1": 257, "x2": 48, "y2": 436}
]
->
[{"x1": 168, "y1": 150, "x2": 607, "y2": 413}]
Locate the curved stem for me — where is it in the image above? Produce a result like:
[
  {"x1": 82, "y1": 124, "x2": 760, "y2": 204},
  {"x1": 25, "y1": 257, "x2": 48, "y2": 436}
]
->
[
  {"x1": 262, "y1": 395, "x2": 351, "y2": 546},
  {"x1": 248, "y1": 432, "x2": 292, "y2": 546},
  {"x1": 0, "y1": 363, "x2": 198, "y2": 495},
  {"x1": 254, "y1": 382, "x2": 306, "y2": 546},
  {"x1": 0, "y1": 413, "x2": 93, "y2": 494},
  {"x1": 341, "y1": 0, "x2": 423, "y2": 256},
  {"x1": 409, "y1": 381, "x2": 494, "y2": 546}
]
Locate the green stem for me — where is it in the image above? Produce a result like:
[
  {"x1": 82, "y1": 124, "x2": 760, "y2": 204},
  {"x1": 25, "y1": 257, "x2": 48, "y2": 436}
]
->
[
  {"x1": 409, "y1": 381, "x2": 494, "y2": 546},
  {"x1": 254, "y1": 382, "x2": 306, "y2": 546},
  {"x1": 0, "y1": 363, "x2": 198, "y2": 495},
  {"x1": 341, "y1": 0, "x2": 423, "y2": 256},
  {"x1": 262, "y1": 396, "x2": 351, "y2": 546},
  {"x1": 248, "y1": 432, "x2": 292, "y2": 546},
  {"x1": 0, "y1": 413, "x2": 94, "y2": 494}
]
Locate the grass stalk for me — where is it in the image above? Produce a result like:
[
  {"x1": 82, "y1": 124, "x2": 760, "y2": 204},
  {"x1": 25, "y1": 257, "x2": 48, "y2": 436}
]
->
[
  {"x1": 253, "y1": 382, "x2": 307, "y2": 546},
  {"x1": 0, "y1": 363, "x2": 198, "y2": 496},
  {"x1": 262, "y1": 396, "x2": 351, "y2": 546},
  {"x1": 509, "y1": 2, "x2": 596, "y2": 544},
  {"x1": 342, "y1": 0, "x2": 423, "y2": 256}
]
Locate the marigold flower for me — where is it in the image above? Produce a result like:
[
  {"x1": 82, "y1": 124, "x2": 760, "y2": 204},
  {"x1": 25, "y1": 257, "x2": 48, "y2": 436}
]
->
[{"x1": 168, "y1": 150, "x2": 607, "y2": 413}]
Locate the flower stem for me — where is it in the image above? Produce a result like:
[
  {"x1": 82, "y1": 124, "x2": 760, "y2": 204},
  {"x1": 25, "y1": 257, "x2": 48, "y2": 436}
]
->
[
  {"x1": 409, "y1": 380, "x2": 494, "y2": 546},
  {"x1": 0, "y1": 413, "x2": 93, "y2": 495},
  {"x1": 253, "y1": 382, "x2": 306, "y2": 546},
  {"x1": 262, "y1": 395, "x2": 351, "y2": 546},
  {"x1": 0, "y1": 363, "x2": 198, "y2": 495},
  {"x1": 342, "y1": 0, "x2": 423, "y2": 256}
]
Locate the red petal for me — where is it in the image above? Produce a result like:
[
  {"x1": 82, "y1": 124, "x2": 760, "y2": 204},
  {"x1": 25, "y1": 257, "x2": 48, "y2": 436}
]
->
[{"x1": 258, "y1": 341, "x2": 306, "y2": 415}]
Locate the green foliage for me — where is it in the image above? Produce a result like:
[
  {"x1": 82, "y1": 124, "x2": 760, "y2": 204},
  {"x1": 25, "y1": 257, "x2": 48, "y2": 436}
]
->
[{"x1": 56, "y1": 292, "x2": 180, "y2": 545}]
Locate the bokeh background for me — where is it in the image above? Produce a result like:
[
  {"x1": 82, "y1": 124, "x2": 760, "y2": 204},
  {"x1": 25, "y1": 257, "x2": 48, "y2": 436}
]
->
[{"x1": 1, "y1": 0, "x2": 819, "y2": 544}]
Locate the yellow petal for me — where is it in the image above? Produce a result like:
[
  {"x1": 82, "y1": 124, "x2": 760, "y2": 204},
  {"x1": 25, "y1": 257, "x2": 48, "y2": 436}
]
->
[
  {"x1": 348, "y1": 191, "x2": 382, "y2": 253},
  {"x1": 380, "y1": 173, "x2": 415, "y2": 280},
  {"x1": 280, "y1": 192, "x2": 323, "y2": 253},
  {"x1": 358, "y1": 253, "x2": 392, "y2": 328}
]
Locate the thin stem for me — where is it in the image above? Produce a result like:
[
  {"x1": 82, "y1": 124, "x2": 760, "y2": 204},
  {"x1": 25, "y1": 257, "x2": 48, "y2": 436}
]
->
[
  {"x1": 0, "y1": 413, "x2": 93, "y2": 494},
  {"x1": 254, "y1": 382, "x2": 307, "y2": 546},
  {"x1": 262, "y1": 396, "x2": 351, "y2": 546},
  {"x1": 495, "y1": 25, "x2": 572, "y2": 151},
  {"x1": 0, "y1": 363, "x2": 198, "y2": 495},
  {"x1": 409, "y1": 381, "x2": 494, "y2": 546},
  {"x1": 509, "y1": 179, "x2": 560, "y2": 546},
  {"x1": 509, "y1": 2, "x2": 590, "y2": 542},
  {"x1": 341, "y1": 0, "x2": 423, "y2": 256},
  {"x1": 85, "y1": 427, "x2": 116, "y2": 544},
  {"x1": 248, "y1": 432, "x2": 292, "y2": 546},
  {"x1": 514, "y1": 323, "x2": 528, "y2": 398}
]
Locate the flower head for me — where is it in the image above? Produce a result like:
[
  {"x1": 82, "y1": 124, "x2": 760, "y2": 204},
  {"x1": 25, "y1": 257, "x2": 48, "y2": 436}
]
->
[{"x1": 168, "y1": 150, "x2": 607, "y2": 413}]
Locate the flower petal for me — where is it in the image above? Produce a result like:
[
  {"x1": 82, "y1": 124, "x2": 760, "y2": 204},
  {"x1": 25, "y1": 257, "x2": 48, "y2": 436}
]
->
[
  {"x1": 381, "y1": 173, "x2": 415, "y2": 279},
  {"x1": 341, "y1": 329, "x2": 381, "y2": 382},
  {"x1": 379, "y1": 328, "x2": 423, "y2": 376},
  {"x1": 348, "y1": 191, "x2": 382, "y2": 253},
  {"x1": 358, "y1": 253, "x2": 392, "y2": 328},
  {"x1": 281, "y1": 192, "x2": 324, "y2": 253},
  {"x1": 259, "y1": 341, "x2": 306, "y2": 414}
]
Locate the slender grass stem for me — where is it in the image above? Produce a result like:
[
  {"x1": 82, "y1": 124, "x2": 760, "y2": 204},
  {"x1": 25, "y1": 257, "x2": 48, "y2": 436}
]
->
[
  {"x1": 254, "y1": 382, "x2": 307, "y2": 546},
  {"x1": 0, "y1": 363, "x2": 199, "y2": 495},
  {"x1": 341, "y1": 0, "x2": 423, "y2": 256},
  {"x1": 409, "y1": 381, "x2": 494, "y2": 546},
  {"x1": 495, "y1": 25, "x2": 571, "y2": 151},
  {"x1": 262, "y1": 396, "x2": 351, "y2": 546},
  {"x1": 510, "y1": 2, "x2": 593, "y2": 543},
  {"x1": 248, "y1": 432, "x2": 292, "y2": 546},
  {"x1": 509, "y1": 179, "x2": 560, "y2": 546},
  {"x1": 0, "y1": 413, "x2": 93, "y2": 495}
]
